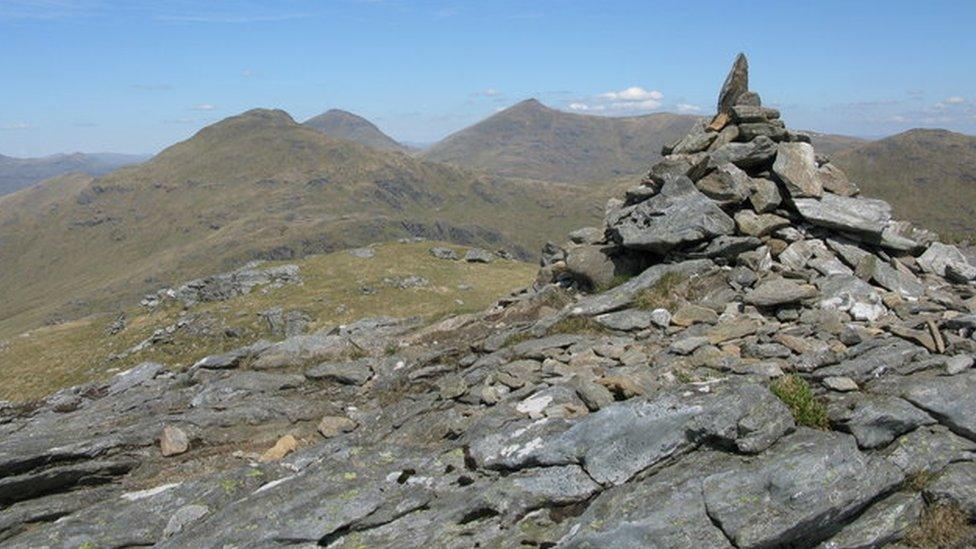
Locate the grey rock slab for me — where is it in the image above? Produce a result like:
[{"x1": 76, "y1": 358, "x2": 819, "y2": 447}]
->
[
  {"x1": 817, "y1": 274, "x2": 887, "y2": 322},
  {"x1": 773, "y1": 142, "x2": 823, "y2": 198},
  {"x1": 734, "y1": 210, "x2": 791, "y2": 238},
  {"x1": 744, "y1": 277, "x2": 818, "y2": 307},
  {"x1": 479, "y1": 465, "x2": 600, "y2": 521},
  {"x1": 917, "y1": 241, "x2": 974, "y2": 278},
  {"x1": 610, "y1": 176, "x2": 735, "y2": 253},
  {"x1": 795, "y1": 194, "x2": 892, "y2": 236},
  {"x1": 814, "y1": 338, "x2": 924, "y2": 382},
  {"x1": 708, "y1": 135, "x2": 778, "y2": 169},
  {"x1": 924, "y1": 462, "x2": 976, "y2": 517},
  {"x1": 858, "y1": 255, "x2": 924, "y2": 299},
  {"x1": 882, "y1": 425, "x2": 976, "y2": 476},
  {"x1": 817, "y1": 162, "x2": 859, "y2": 197},
  {"x1": 511, "y1": 334, "x2": 583, "y2": 359},
  {"x1": 818, "y1": 492, "x2": 922, "y2": 549},
  {"x1": 834, "y1": 394, "x2": 936, "y2": 449},
  {"x1": 560, "y1": 452, "x2": 734, "y2": 548},
  {"x1": 593, "y1": 308, "x2": 656, "y2": 331},
  {"x1": 878, "y1": 371, "x2": 976, "y2": 441},
  {"x1": 687, "y1": 235, "x2": 762, "y2": 260},
  {"x1": 702, "y1": 429, "x2": 904, "y2": 549},
  {"x1": 694, "y1": 162, "x2": 750, "y2": 202},
  {"x1": 568, "y1": 226, "x2": 604, "y2": 245},
  {"x1": 558, "y1": 259, "x2": 713, "y2": 318},
  {"x1": 748, "y1": 177, "x2": 783, "y2": 213},
  {"x1": 305, "y1": 359, "x2": 374, "y2": 385},
  {"x1": 469, "y1": 381, "x2": 792, "y2": 485}
]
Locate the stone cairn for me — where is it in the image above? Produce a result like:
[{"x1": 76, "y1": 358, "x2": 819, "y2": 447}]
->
[{"x1": 541, "y1": 53, "x2": 976, "y2": 341}]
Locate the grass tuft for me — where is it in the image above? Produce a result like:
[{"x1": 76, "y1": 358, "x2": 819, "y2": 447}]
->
[
  {"x1": 902, "y1": 471, "x2": 936, "y2": 493},
  {"x1": 634, "y1": 271, "x2": 687, "y2": 312},
  {"x1": 547, "y1": 316, "x2": 608, "y2": 336},
  {"x1": 770, "y1": 375, "x2": 829, "y2": 430},
  {"x1": 905, "y1": 503, "x2": 975, "y2": 548}
]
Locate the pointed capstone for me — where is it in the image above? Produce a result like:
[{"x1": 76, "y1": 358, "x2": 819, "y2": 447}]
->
[{"x1": 717, "y1": 53, "x2": 749, "y2": 115}]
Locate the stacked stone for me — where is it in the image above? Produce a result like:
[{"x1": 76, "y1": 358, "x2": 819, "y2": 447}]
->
[{"x1": 543, "y1": 53, "x2": 976, "y2": 331}]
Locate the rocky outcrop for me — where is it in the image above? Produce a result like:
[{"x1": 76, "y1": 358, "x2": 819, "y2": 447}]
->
[{"x1": 2, "y1": 54, "x2": 976, "y2": 548}]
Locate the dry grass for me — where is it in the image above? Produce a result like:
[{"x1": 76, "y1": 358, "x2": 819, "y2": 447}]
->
[
  {"x1": 0, "y1": 241, "x2": 536, "y2": 402},
  {"x1": 905, "y1": 504, "x2": 975, "y2": 548},
  {"x1": 547, "y1": 316, "x2": 608, "y2": 336},
  {"x1": 903, "y1": 471, "x2": 936, "y2": 493}
]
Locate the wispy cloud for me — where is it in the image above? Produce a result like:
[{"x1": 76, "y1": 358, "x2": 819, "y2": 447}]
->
[
  {"x1": 676, "y1": 103, "x2": 701, "y2": 113},
  {"x1": 131, "y1": 83, "x2": 173, "y2": 91},
  {"x1": 190, "y1": 103, "x2": 217, "y2": 111},
  {"x1": 1, "y1": 122, "x2": 32, "y2": 130},
  {"x1": 0, "y1": 0, "x2": 102, "y2": 20},
  {"x1": 163, "y1": 117, "x2": 197, "y2": 124},
  {"x1": 154, "y1": 11, "x2": 306, "y2": 24},
  {"x1": 241, "y1": 68, "x2": 256, "y2": 78},
  {"x1": 470, "y1": 88, "x2": 502, "y2": 98}
]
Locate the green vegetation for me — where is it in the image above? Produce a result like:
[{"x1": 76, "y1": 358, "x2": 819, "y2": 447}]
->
[
  {"x1": 421, "y1": 99, "x2": 699, "y2": 183},
  {"x1": 634, "y1": 272, "x2": 687, "y2": 312},
  {"x1": 905, "y1": 504, "x2": 975, "y2": 548},
  {"x1": 0, "y1": 109, "x2": 606, "y2": 339},
  {"x1": 0, "y1": 241, "x2": 536, "y2": 402},
  {"x1": 547, "y1": 316, "x2": 608, "y2": 336},
  {"x1": 769, "y1": 375, "x2": 829, "y2": 429},
  {"x1": 833, "y1": 129, "x2": 976, "y2": 236},
  {"x1": 596, "y1": 273, "x2": 633, "y2": 292}
]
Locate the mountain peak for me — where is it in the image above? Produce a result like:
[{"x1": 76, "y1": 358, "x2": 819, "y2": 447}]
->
[{"x1": 303, "y1": 109, "x2": 407, "y2": 152}]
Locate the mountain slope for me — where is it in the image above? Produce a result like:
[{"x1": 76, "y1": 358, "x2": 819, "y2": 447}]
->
[
  {"x1": 832, "y1": 129, "x2": 976, "y2": 237},
  {"x1": 0, "y1": 109, "x2": 606, "y2": 338},
  {"x1": 0, "y1": 152, "x2": 148, "y2": 196},
  {"x1": 421, "y1": 99, "x2": 701, "y2": 183},
  {"x1": 303, "y1": 109, "x2": 408, "y2": 152}
]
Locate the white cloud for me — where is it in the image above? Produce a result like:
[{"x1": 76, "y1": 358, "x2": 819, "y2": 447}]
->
[
  {"x1": 191, "y1": 103, "x2": 217, "y2": 111},
  {"x1": 241, "y1": 68, "x2": 255, "y2": 78},
  {"x1": 598, "y1": 86, "x2": 663, "y2": 102},
  {"x1": 471, "y1": 88, "x2": 502, "y2": 98},
  {"x1": 568, "y1": 86, "x2": 665, "y2": 113},
  {"x1": 2, "y1": 122, "x2": 31, "y2": 130},
  {"x1": 675, "y1": 103, "x2": 701, "y2": 113},
  {"x1": 945, "y1": 96, "x2": 966, "y2": 105}
]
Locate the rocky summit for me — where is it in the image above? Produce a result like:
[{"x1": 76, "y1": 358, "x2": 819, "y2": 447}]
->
[{"x1": 3, "y1": 55, "x2": 976, "y2": 548}]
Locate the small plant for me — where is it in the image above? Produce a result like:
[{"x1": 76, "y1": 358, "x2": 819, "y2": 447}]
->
[
  {"x1": 595, "y1": 273, "x2": 633, "y2": 292},
  {"x1": 770, "y1": 375, "x2": 829, "y2": 429},
  {"x1": 905, "y1": 503, "x2": 975, "y2": 548},
  {"x1": 504, "y1": 330, "x2": 535, "y2": 347},
  {"x1": 902, "y1": 471, "x2": 935, "y2": 492},
  {"x1": 673, "y1": 368, "x2": 694, "y2": 384},
  {"x1": 634, "y1": 271, "x2": 686, "y2": 312},
  {"x1": 547, "y1": 316, "x2": 607, "y2": 336},
  {"x1": 384, "y1": 343, "x2": 399, "y2": 356}
]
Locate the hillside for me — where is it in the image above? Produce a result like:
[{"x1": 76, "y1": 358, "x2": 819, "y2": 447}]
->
[
  {"x1": 833, "y1": 129, "x2": 976, "y2": 237},
  {"x1": 421, "y1": 99, "x2": 700, "y2": 182},
  {"x1": 0, "y1": 109, "x2": 607, "y2": 338},
  {"x1": 0, "y1": 151, "x2": 148, "y2": 196},
  {"x1": 303, "y1": 109, "x2": 409, "y2": 152},
  {"x1": 0, "y1": 240, "x2": 536, "y2": 401},
  {"x1": 808, "y1": 132, "x2": 869, "y2": 157}
]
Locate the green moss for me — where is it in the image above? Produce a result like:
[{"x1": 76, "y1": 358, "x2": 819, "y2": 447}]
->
[
  {"x1": 770, "y1": 375, "x2": 829, "y2": 430},
  {"x1": 595, "y1": 273, "x2": 633, "y2": 292}
]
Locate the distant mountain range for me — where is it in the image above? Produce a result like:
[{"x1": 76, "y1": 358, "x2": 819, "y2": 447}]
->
[
  {"x1": 421, "y1": 99, "x2": 700, "y2": 183},
  {"x1": 0, "y1": 152, "x2": 149, "y2": 197},
  {"x1": 303, "y1": 109, "x2": 411, "y2": 153},
  {"x1": 0, "y1": 108, "x2": 605, "y2": 337},
  {"x1": 2, "y1": 100, "x2": 975, "y2": 338}
]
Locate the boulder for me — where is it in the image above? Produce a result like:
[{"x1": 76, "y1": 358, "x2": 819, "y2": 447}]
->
[
  {"x1": 464, "y1": 248, "x2": 493, "y2": 263},
  {"x1": 702, "y1": 429, "x2": 903, "y2": 548},
  {"x1": 917, "y1": 242, "x2": 976, "y2": 279},
  {"x1": 744, "y1": 278, "x2": 818, "y2": 307},
  {"x1": 708, "y1": 135, "x2": 778, "y2": 169},
  {"x1": 772, "y1": 142, "x2": 823, "y2": 198},
  {"x1": 317, "y1": 416, "x2": 357, "y2": 438},
  {"x1": 794, "y1": 194, "x2": 891, "y2": 237},
  {"x1": 610, "y1": 176, "x2": 735, "y2": 253},
  {"x1": 734, "y1": 210, "x2": 790, "y2": 238},
  {"x1": 159, "y1": 426, "x2": 189, "y2": 457}
]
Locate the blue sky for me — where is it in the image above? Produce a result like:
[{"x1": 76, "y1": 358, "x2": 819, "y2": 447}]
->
[{"x1": 1, "y1": 0, "x2": 974, "y2": 157}]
